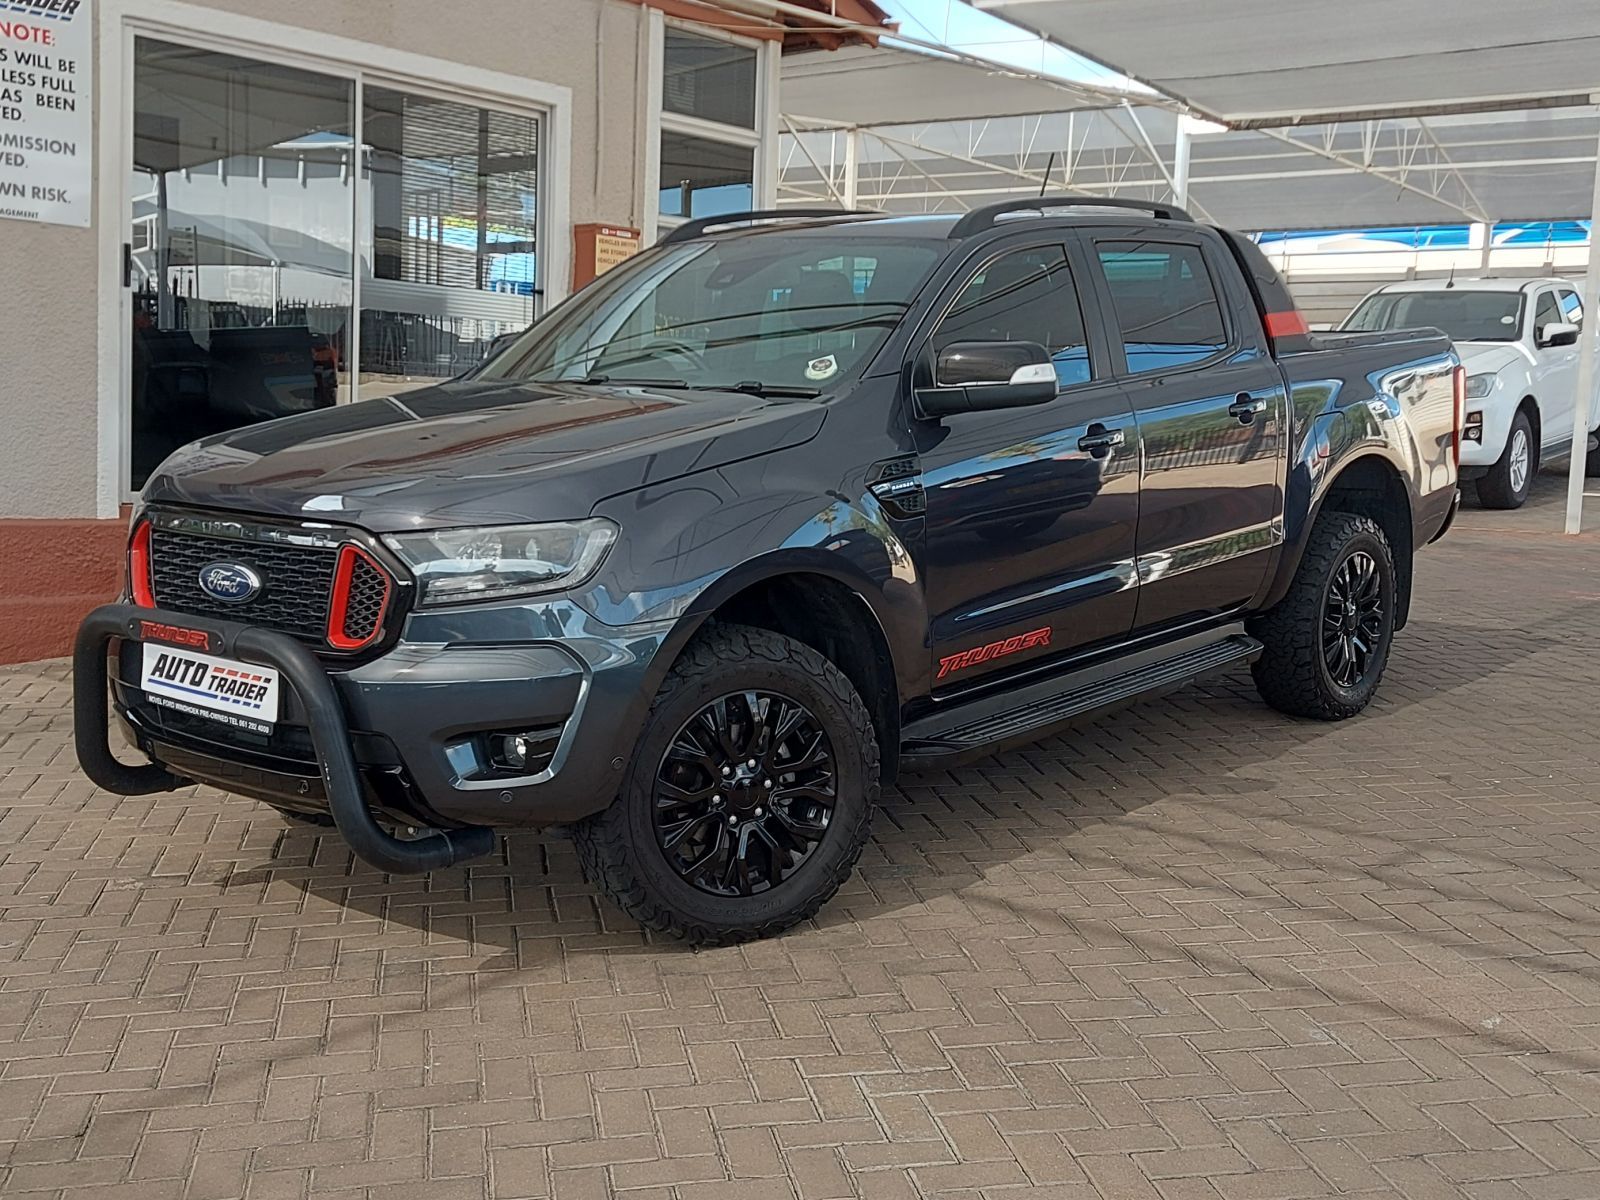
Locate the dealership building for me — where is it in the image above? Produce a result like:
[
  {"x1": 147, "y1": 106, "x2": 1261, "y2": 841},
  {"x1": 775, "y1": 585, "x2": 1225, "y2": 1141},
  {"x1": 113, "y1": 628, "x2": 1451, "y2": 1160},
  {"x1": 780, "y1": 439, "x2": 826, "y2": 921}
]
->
[{"x1": 0, "y1": 0, "x2": 885, "y2": 662}]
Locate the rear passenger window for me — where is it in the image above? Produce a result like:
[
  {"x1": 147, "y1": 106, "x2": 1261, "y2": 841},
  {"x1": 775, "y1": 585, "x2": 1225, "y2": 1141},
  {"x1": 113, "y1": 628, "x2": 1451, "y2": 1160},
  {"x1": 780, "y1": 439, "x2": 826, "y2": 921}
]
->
[
  {"x1": 934, "y1": 245, "x2": 1092, "y2": 388},
  {"x1": 1097, "y1": 240, "x2": 1229, "y2": 373},
  {"x1": 1560, "y1": 289, "x2": 1584, "y2": 326}
]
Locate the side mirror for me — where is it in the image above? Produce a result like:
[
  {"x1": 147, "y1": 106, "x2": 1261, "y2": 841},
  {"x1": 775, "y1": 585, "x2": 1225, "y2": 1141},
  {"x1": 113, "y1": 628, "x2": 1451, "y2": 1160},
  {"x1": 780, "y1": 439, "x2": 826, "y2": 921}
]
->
[
  {"x1": 1539, "y1": 321, "x2": 1579, "y2": 348},
  {"x1": 916, "y1": 341, "x2": 1058, "y2": 418}
]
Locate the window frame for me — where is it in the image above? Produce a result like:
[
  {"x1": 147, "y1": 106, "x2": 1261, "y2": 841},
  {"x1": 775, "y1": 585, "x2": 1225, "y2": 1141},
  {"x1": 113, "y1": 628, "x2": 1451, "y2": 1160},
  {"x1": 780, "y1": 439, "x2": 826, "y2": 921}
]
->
[
  {"x1": 918, "y1": 238, "x2": 1104, "y2": 399},
  {"x1": 1085, "y1": 229, "x2": 1241, "y2": 382},
  {"x1": 644, "y1": 13, "x2": 777, "y2": 242}
]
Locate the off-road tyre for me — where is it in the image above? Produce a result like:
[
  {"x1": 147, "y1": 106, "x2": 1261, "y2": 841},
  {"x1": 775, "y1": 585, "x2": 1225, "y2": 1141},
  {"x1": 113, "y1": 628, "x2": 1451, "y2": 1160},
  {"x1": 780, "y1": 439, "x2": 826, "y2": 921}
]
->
[
  {"x1": 1249, "y1": 511, "x2": 1397, "y2": 721},
  {"x1": 1585, "y1": 428, "x2": 1600, "y2": 478},
  {"x1": 574, "y1": 623, "x2": 879, "y2": 946},
  {"x1": 1476, "y1": 409, "x2": 1535, "y2": 509}
]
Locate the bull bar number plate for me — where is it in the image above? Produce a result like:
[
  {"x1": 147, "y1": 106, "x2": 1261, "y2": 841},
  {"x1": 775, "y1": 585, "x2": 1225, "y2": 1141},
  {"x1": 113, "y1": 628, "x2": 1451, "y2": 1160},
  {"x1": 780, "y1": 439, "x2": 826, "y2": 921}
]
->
[{"x1": 139, "y1": 643, "x2": 281, "y2": 735}]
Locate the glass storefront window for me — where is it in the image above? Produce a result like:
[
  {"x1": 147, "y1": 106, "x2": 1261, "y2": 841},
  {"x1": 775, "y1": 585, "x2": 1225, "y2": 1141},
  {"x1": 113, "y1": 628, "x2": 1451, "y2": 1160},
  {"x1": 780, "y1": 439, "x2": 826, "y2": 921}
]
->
[
  {"x1": 125, "y1": 40, "x2": 546, "y2": 489},
  {"x1": 663, "y1": 27, "x2": 756, "y2": 129},
  {"x1": 360, "y1": 88, "x2": 540, "y2": 398},
  {"x1": 658, "y1": 131, "x2": 755, "y2": 220},
  {"x1": 128, "y1": 38, "x2": 353, "y2": 489}
]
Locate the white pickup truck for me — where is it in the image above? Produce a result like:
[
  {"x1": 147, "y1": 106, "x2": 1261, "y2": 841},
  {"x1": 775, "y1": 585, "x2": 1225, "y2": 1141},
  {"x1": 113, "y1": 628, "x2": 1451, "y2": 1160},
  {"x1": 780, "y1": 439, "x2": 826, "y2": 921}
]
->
[{"x1": 1343, "y1": 278, "x2": 1597, "y2": 508}]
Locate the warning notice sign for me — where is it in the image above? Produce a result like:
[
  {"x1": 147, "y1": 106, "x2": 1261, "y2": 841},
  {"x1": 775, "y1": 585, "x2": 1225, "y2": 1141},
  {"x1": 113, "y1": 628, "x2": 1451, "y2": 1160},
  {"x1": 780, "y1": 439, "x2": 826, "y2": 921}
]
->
[{"x1": 0, "y1": 0, "x2": 92, "y2": 228}]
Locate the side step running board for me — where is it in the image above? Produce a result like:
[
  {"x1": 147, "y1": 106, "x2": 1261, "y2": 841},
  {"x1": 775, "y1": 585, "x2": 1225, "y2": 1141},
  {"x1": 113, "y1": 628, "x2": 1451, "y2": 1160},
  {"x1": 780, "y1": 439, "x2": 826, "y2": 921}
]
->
[{"x1": 901, "y1": 631, "x2": 1262, "y2": 771}]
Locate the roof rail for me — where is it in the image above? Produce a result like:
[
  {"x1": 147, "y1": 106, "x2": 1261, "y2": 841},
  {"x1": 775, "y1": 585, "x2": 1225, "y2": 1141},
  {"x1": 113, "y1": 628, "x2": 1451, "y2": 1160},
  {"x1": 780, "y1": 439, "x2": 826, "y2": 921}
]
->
[
  {"x1": 659, "y1": 208, "x2": 878, "y2": 246},
  {"x1": 948, "y1": 195, "x2": 1193, "y2": 240}
]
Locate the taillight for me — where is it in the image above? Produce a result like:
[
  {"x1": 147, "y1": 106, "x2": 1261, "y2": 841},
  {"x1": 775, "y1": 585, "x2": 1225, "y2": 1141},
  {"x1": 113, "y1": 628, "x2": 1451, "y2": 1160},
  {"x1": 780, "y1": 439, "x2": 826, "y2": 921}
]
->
[
  {"x1": 128, "y1": 520, "x2": 155, "y2": 608},
  {"x1": 326, "y1": 543, "x2": 392, "y2": 651},
  {"x1": 1263, "y1": 310, "x2": 1310, "y2": 340},
  {"x1": 1451, "y1": 364, "x2": 1465, "y2": 472}
]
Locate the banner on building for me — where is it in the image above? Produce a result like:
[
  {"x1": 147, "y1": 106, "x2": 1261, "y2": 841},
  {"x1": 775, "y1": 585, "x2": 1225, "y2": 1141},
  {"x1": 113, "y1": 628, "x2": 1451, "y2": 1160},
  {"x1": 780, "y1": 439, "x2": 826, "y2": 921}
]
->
[{"x1": 0, "y1": 0, "x2": 93, "y2": 228}]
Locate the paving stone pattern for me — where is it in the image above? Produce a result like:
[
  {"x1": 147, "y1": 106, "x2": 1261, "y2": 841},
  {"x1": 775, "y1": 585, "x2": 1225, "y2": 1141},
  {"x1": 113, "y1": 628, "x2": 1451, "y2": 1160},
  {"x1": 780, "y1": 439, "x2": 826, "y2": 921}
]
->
[{"x1": 2, "y1": 472, "x2": 1598, "y2": 1199}]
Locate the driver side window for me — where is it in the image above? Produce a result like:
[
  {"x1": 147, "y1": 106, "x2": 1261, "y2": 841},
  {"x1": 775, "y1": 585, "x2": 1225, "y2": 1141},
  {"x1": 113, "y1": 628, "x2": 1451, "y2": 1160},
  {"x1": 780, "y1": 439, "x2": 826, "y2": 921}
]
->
[
  {"x1": 1560, "y1": 288, "x2": 1584, "y2": 328},
  {"x1": 933, "y1": 245, "x2": 1093, "y2": 389},
  {"x1": 1535, "y1": 289, "x2": 1562, "y2": 336}
]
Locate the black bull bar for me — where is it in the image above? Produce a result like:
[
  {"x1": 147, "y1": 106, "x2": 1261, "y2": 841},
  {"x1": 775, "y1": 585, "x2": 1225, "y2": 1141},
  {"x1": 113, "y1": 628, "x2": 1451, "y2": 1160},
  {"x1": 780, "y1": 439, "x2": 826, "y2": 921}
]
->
[{"x1": 74, "y1": 603, "x2": 495, "y2": 874}]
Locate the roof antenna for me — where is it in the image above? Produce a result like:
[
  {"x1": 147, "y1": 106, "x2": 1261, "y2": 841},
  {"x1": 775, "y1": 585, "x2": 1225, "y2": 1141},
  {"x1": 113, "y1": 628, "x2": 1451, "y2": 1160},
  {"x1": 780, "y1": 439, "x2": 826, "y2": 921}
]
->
[
  {"x1": 1038, "y1": 151, "x2": 1056, "y2": 198},
  {"x1": 1445, "y1": 262, "x2": 1456, "y2": 289}
]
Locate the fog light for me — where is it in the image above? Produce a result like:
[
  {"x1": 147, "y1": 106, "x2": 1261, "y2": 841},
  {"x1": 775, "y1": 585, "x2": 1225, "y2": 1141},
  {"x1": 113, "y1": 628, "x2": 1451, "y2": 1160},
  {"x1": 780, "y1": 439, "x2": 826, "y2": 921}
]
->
[{"x1": 501, "y1": 734, "x2": 531, "y2": 769}]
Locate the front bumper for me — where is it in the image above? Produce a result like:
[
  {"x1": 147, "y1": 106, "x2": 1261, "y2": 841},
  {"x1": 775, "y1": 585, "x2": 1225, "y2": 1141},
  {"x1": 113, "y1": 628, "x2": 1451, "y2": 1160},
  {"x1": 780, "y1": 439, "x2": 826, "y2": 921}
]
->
[{"x1": 78, "y1": 602, "x2": 671, "y2": 871}]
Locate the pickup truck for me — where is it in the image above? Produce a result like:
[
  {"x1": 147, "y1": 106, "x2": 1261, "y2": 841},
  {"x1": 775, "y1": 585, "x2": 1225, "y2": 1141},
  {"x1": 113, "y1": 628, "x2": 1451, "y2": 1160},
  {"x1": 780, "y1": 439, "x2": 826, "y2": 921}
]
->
[
  {"x1": 76, "y1": 197, "x2": 1461, "y2": 945},
  {"x1": 1343, "y1": 277, "x2": 1594, "y2": 508}
]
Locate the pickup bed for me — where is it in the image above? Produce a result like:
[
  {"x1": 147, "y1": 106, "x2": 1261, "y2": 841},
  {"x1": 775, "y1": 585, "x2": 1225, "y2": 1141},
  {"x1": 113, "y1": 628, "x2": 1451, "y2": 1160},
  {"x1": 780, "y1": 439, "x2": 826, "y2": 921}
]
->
[{"x1": 77, "y1": 197, "x2": 1461, "y2": 944}]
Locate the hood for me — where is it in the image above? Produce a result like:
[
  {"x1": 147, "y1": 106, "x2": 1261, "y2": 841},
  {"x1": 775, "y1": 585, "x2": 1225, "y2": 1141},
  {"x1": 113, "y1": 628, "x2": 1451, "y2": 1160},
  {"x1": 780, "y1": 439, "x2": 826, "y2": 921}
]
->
[
  {"x1": 142, "y1": 380, "x2": 826, "y2": 532},
  {"x1": 1454, "y1": 342, "x2": 1527, "y2": 375}
]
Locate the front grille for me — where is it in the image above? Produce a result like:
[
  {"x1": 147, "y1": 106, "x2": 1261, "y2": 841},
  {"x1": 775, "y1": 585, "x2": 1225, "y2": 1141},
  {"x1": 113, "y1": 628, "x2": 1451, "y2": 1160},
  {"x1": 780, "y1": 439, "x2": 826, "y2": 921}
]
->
[{"x1": 147, "y1": 520, "x2": 396, "y2": 652}]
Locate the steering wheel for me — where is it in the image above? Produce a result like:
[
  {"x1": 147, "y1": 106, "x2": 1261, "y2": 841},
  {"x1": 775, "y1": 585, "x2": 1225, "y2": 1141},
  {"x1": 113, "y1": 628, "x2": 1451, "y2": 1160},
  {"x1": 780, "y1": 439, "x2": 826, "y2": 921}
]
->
[{"x1": 633, "y1": 337, "x2": 710, "y2": 374}]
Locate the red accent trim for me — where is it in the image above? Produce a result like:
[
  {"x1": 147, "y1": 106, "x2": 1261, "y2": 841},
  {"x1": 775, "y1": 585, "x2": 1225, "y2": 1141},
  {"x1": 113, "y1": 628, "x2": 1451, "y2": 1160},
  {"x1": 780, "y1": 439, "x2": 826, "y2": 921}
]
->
[
  {"x1": 1452, "y1": 364, "x2": 1466, "y2": 472},
  {"x1": 325, "y1": 543, "x2": 392, "y2": 651},
  {"x1": 129, "y1": 520, "x2": 155, "y2": 608},
  {"x1": 1263, "y1": 310, "x2": 1310, "y2": 339}
]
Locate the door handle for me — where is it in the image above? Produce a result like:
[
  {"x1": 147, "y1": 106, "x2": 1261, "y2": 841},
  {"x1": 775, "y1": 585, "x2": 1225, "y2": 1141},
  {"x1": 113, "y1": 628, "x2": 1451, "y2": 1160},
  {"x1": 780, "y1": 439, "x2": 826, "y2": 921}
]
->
[
  {"x1": 1078, "y1": 426, "x2": 1125, "y2": 456},
  {"x1": 1229, "y1": 393, "x2": 1268, "y2": 424}
]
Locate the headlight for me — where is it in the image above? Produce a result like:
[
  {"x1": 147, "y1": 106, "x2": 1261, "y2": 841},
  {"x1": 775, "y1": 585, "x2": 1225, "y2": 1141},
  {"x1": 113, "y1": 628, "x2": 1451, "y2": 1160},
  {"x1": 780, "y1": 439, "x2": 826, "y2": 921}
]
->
[
  {"x1": 1463, "y1": 373, "x2": 1497, "y2": 399},
  {"x1": 383, "y1": 519, "x2": 617, "y2": 607}
]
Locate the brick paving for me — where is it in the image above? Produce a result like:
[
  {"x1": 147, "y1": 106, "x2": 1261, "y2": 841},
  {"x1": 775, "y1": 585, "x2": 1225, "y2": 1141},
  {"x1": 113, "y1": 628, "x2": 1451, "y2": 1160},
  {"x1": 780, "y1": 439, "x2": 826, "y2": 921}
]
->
[{"x1": 2, "y1": 470, "x2": 1599, "y2": 1199}]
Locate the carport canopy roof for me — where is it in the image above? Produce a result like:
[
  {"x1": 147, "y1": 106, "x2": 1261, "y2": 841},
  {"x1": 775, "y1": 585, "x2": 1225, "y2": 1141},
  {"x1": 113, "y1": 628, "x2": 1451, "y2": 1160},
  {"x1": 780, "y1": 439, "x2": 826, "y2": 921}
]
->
[
  {"x1": 780, "y1": 41, "x2": 1159, "y2": 130},
  {"x1": 976, "y1": 0, "x2": 1600, "y2": 127}
]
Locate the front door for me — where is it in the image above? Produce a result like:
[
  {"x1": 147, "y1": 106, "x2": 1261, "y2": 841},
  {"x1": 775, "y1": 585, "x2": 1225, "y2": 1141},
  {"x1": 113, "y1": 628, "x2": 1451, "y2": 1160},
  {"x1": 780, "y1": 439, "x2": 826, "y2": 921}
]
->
[
  {"x1": 1533, "y1": 286, "x2": 1581, "y2": 452},
  {"x1": 1086, "y1": 230, "x2": 1288, "y2": 633},
  {"x1": 913, "y1": 239, "x2": 1140, "y2": 691}
]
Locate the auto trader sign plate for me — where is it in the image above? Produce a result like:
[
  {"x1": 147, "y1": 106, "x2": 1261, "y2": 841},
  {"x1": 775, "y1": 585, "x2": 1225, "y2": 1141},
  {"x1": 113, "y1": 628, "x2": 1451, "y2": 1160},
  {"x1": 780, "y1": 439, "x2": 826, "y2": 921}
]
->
[
  {"x1": 140, "y1": 643, "x2": 282, "y2": 735},
  {"x1": 0, "y1": 0, "x2": 92, "y2": 228}
]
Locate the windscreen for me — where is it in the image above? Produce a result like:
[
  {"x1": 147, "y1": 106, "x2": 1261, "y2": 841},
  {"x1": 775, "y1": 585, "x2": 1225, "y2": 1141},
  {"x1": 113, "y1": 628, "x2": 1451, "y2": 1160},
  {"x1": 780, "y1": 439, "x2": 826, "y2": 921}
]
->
[
  {"x1": 477, "y1": 234, "x2": 944, "y2": 393},
  {"x1": 1343, "y1": 290, "x2": 1523, "y2": 343}
]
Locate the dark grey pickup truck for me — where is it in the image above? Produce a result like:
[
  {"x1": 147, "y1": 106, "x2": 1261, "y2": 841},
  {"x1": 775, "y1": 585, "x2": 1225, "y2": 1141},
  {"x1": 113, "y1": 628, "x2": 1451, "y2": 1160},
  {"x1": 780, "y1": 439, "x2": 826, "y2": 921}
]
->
[{"x1": 77, "y1": 198, "x2": 1461, "y2": 943}]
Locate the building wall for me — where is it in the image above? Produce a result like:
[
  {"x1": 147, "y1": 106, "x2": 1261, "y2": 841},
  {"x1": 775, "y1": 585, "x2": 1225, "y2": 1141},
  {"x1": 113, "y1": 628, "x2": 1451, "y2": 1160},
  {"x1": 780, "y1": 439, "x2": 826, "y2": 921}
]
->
[
  {"x1": 0, "y1": 0, "x2": 653, "y2": 659},
  {"x1": 0, "y1": 219, "x2": 102, "y2": 519}
]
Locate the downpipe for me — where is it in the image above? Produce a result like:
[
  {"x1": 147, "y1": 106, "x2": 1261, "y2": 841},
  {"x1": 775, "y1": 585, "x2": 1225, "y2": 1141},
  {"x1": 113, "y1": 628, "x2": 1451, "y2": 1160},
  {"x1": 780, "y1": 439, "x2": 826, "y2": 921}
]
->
[{"x1": 74, "y1": 604, "x2": 496, "y2": 874}]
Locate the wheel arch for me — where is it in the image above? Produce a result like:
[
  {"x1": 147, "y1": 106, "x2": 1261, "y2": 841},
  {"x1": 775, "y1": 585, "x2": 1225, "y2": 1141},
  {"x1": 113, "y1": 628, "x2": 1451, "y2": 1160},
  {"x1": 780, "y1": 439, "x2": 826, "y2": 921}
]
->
[
  {"x1": 1516, "y1": 395, "x2": 1541, "y2": 462},
  {"x1": 642, "y1": 555, "x2": 914, "y2": 783},
  {"x1": 1268, "y1": 452, "x2": 1416, "y2": 629}
]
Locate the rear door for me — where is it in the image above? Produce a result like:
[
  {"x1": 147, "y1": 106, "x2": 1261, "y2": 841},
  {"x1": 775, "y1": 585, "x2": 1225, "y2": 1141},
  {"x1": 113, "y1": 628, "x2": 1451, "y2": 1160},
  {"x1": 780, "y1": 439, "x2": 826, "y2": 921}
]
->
[
  {"x1": 913, "y1": 237, "x2": 1141, "y2": 690},
  {"x1": 1082, "y1": 227, "x2": 1288, "y2": 633}
]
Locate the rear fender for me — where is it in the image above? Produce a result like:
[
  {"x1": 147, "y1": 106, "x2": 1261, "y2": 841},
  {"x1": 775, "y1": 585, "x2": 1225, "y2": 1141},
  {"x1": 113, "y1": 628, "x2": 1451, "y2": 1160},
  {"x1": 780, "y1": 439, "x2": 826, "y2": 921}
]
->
[{"x1": 1259, "y1": 415, "x2": 1417, "y2": 616}]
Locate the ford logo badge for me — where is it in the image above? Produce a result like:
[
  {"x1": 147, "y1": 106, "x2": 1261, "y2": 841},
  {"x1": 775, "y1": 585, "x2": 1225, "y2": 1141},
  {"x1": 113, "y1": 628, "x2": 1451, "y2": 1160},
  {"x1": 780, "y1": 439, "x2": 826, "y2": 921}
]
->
[{"x1": 197, "y1": 562, "x2": 262, "y2": 603}]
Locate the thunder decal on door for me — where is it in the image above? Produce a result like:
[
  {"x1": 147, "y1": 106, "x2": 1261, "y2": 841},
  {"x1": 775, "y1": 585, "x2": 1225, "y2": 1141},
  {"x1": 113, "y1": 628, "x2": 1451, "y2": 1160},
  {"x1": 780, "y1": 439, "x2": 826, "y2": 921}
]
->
[{"x1": 937, "y1": 627, "x2": 1053, "y2": 679}]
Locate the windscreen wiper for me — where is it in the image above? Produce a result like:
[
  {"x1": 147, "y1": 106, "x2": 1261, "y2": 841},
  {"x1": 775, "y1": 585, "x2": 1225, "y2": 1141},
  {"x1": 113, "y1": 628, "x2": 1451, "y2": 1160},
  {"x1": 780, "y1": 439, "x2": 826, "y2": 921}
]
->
[
  {"x1": 572, "y1": 375, "x2": 691, "y2": 388},
  {"x1": 692, "y1": 381, "x2": 823, "y2": 399}
]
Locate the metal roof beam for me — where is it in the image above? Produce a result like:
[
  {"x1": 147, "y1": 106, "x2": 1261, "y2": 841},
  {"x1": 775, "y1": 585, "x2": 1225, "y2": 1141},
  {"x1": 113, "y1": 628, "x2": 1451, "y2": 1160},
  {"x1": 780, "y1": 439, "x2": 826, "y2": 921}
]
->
[{"x1": 1254, "y1": 126, "x2": 1490, "y2": 222}]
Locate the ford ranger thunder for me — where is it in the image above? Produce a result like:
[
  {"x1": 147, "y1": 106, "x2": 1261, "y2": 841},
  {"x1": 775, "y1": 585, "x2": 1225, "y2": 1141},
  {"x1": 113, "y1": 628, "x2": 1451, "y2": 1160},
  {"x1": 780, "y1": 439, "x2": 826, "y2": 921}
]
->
[{"x1": 77, "y1": 198, "x2": 1462, "y2": 944}]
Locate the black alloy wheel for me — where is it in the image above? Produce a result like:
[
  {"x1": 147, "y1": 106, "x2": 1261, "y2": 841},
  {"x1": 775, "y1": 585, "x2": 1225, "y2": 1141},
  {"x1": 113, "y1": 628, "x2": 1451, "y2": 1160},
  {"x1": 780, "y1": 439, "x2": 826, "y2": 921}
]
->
[
  {"x1": 574, "y1": 623, "x2": 878, "y2": 946},
  {"x1": 1248, "y1": 510, "x2": 1397, "y2": 721},
  {"x1": 654, "y1": 690, "x2": 837, "y2": 897},
  {"x1": 1321, "y1": 549, "x2": 1385, "y2": 689}
]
